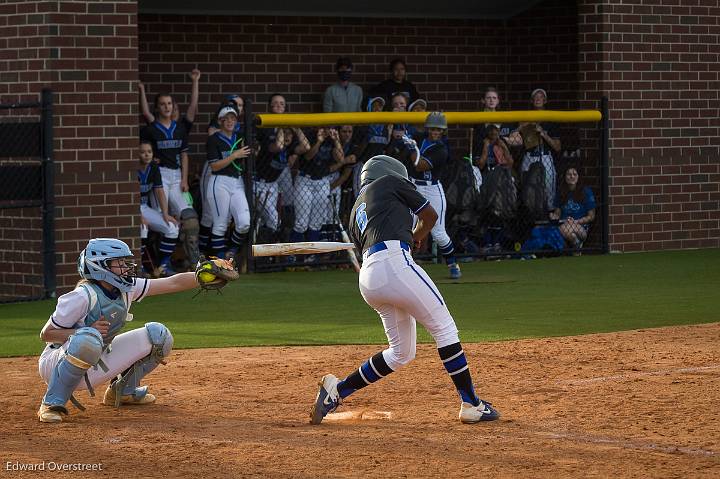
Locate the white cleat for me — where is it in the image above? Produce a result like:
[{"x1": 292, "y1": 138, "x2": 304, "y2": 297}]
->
[
  {"x1": 310, "y1": 374, "x2": 341, "y2": 425},
  {"x1": 459, "y1": 400, "x2": 500, "y2": 423}
]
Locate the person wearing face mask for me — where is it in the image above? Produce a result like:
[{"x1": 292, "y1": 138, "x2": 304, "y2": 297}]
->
[{"x1": 322, "y1": 57, "x2": 364, "y2": 113}]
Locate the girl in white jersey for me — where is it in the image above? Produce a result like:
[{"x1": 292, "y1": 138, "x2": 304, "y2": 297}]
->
[{"x1": 37, "y1": 238, "x2": 204, "y2": 423}]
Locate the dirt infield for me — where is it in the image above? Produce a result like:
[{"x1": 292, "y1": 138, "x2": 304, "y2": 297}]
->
[{"x1": 2, "y1": 323, "x2": 719, "y2": 478}]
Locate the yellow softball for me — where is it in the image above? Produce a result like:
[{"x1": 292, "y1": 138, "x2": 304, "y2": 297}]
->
[{"x1": 198, "y1": 271, "x2": 216, "y2": 283}]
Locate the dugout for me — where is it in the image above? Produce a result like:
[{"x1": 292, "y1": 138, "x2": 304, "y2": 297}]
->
[{"x1": 0, "y1": 0, "x2": 717, "y2": 298}]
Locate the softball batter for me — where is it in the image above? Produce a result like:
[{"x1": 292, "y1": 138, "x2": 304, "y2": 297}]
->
[
  {"x1": 310, "y1": 155, "x2": 499, "y2": 425},
  {"x1": 37, "y1": 238, "x2": 202, "y2": 423}
]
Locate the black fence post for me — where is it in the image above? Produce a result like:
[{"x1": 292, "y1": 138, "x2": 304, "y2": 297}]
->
[
  {"x1": 41, "y1": 88, "x2": 56, "y2": 298},
  {"x1": 243, "y1": 97, "x2": 255, "y2": 273},
  {"x1": 600, "y1": 96, "x2": 610, "y2": 254}
]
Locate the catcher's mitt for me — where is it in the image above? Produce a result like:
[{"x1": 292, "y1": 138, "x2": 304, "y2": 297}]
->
[{"x1": 195, "y1": 257, "x2": 239, "y2": 292}]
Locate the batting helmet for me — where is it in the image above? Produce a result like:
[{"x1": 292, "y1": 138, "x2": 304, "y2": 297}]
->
[
  {"x1": 360, "y1": 155, "x2": 409, "y2": 186},
  {"x1": 424, "y1": 111, "x2": 447, "y2": 129},
  {"x1": 78, "y1": 238, "x2": 137, "y2": 292}
]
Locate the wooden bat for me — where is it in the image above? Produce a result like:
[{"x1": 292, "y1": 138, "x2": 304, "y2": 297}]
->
[{"x1": 252, "y1": 242, "x2": 355, "y2": 257}]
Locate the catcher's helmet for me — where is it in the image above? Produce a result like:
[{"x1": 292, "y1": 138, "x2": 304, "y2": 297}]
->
[
  {"x1": 424, "y1": 111, "x2": 447, "y2": 129},
  {"x1": 360, "y1": 155, "x2": 408, "y2": 186},
  {"x1": 78, "y1": 238, "x2": 137, "y2": 292}
]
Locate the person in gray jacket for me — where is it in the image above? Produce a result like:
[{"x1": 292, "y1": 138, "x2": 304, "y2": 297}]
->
[{"x1": 323, "y1": 57, "x2": 363, "y2": 113}]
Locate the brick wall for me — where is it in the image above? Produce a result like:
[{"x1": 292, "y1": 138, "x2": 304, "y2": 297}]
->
[
  {"x1": 578, "y1": 0, "x2": 720, "y2": 252},
  {"x1": 0, "y1": 0, "x2": 140, "y2": 295},
  {"x1": 138, "y1": 14, "x2": 510, "y2": 163}
]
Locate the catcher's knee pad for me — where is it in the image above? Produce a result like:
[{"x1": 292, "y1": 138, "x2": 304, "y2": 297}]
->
[
  {"x1": 42, "y1": 328, "x2": 103, "y2": 408},
  {"x1": 66, "y1": 327, "x2": 104, "y2": 366},
  {"x1": 145, "y1": 322, "x2": 173, "y2": 359}
]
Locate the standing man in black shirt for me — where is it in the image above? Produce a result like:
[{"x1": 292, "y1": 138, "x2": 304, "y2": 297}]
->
[{"x1": 310, "y1": 155, "x2": 500, "y2": 426}]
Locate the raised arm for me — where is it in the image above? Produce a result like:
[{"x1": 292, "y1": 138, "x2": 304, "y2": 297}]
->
[
  {"x1": 138, "y1": 81, "x2": 155, "y2": 124},
  {"x1": 186, "y1": 69, "x2": 201, "y2": 123}
]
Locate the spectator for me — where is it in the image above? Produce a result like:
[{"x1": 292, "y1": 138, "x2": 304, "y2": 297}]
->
[
  {"x1": 472, "y1": 87, "x2": 515, "y2": 154},
  {"x1": 330, "y1": 125, "x2": 359, "y2": 222},
  {"x1": 550, "y1": 166, "x2": 596, "y2": 250},
  {"x1": 352, "y1": 97, "x2": 390, "y2": 197},
  {"x1": 406, "y1": 98, "x2": 427, "y2": 138},
  {"x1": 369, "y1": 58, "x2": 421, "y2": 104},
  {"x1": 137, "y1": 140, "x2": 180, "y2": 277},
  {"x1": 323, "y1": 57, "x2": 363, "y2": 113},
  {"x1": 476, "y1": 125, "x2": 513, "y2": 172},
  {"x1": 508, "y1": 88, "x2": 562, "y2": 211},
  {"x1": 254, "y1": 127, "x2": 310, "y2": 241},
  {"x1": 205, "y1": 105, "x2": 252, "y2": 260},
  {"x1": 208, "y1": 94, "x2": 244, "y2": 136},
  {"x1": 200, "y1": 94, "x2": 245, "y2": 252},
  {"x1": 290, "y1": 127, "x2": 348, "y2": 259},
  {"x1": 402, "y1": 112, "x2": 462, "y2": 279},
  {"x1": 139, "y1": 69, "x2": 202, "y2": 267}
]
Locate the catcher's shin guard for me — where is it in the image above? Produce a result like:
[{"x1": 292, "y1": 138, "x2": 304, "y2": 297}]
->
[
  {"x1": 180, "y1": 208, "x2": 201, "y2": 265},
  {"x1": 106, "y1": 322, "x2": 173, "y2": 408},
  {"x1": 42, "y1": 328, "x2": 103, "y2": 411}
]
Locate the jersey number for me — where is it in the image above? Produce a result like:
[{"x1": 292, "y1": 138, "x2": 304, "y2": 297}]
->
[{"x1": 356, "y1": 202, "x2": 368, "y2": 234}]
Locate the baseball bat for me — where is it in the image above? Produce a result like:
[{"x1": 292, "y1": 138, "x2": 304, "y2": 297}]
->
[{"x1": 252, "y1": 242, "x2": 355, "y2": 257}]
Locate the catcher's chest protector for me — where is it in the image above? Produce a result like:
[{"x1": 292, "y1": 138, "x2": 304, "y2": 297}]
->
[{"x1": 80, "y1": 282, "x2": 132, "y2": 344}]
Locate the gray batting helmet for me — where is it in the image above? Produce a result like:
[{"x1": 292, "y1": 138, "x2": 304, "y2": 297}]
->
[
  {"x1": 360, "y1": 155, "x2": 409, "y2": 186},
  {"x1": 425, "y1": 111, "x2": 447, "y2": 129}
]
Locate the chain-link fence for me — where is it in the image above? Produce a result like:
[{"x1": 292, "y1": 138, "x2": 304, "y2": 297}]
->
[
  {"x1": 0, "y1": 90, "x2": 55, "y2": 302},
  {"x1": 190, "y1": 99, "x2": 608, "y2": 272}
]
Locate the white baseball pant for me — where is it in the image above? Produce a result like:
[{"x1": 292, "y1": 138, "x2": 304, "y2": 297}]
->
[
  {"x1": 277, "y1": 166, "x2": 294, "y2": 207},
  {"x1": 140, "y1": 204, "x2": 179, "y2": 238},
  {"x1": 359, "y1": 241, "x2": 459, "y2": 371},
  {"x1": 38, "y1": 328, "x2": 157, "y2": 390},
  {"x1": 200, "y1": 161, "x2": 213, "y2": 228},
  {"x1": 293, "y1": 174, "x2": 330, "y2": 232},
  {"x1": 158, "y1": 166, "x2": 191, "y2": 217},
  {"x1": 206, "y1": 175, "x2": 250, "y2": 236},
  {"x1": 253, "y1": 179, "x2": 280, "y2": 231},
  {"x1": 413, "y1": 181, "x2": 452, "y2": 250}
]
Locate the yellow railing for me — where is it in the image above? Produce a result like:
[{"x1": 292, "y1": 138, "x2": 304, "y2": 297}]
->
[{"x1": 255, "y1": 110, "x2": 602, "y2": 128}]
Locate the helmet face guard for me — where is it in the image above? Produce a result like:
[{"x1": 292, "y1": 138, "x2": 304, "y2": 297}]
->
[{"x1": 77, "y1": 238, "x2": 137, "y2": 292}]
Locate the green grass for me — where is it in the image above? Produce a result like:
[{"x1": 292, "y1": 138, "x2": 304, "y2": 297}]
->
[{"x1": 1, "y1": 249, "x2": 718, "y2": 357}]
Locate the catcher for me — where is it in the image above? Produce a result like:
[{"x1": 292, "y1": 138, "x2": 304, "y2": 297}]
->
[{"x1": 37, "y1": 238, "x2": 238, "y2": 423}]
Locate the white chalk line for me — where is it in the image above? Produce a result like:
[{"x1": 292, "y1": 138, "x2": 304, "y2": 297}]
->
[
  {"x1": 538, "y1": 430, "x2": 718, "y2": 458},
  {"x1": 557, "y1": 364, "x2": 720, "y2": 386}
]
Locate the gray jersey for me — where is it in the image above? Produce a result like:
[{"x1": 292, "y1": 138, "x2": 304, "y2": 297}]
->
[{"x1": 349, "y1": 175, "x2": 429, "y2": 255}]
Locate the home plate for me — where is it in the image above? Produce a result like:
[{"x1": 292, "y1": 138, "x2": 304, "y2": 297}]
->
[{"x1": 324, "y1": 410, "x2": 392, "y2": 422}]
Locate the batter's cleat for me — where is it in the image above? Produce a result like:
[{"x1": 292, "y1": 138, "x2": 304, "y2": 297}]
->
[
  {"x1": 449, "y1": 263, "x2": 462, "y2": 280},
  {"x1": 38, "y1": 404, "x2": 68, "y2": 423},
  {"x1": 459, "y1": 400, "x2": 500, "y2": 423},
  {"x1": 310, "y1": 374, "x2": 341, "y2": 425},
  {"x1": 102, "y1": 385, "x2": 156, "y2": 406}
]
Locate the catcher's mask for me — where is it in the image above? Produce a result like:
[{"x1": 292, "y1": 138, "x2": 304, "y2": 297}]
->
[
  {"x1": 78, "y1": 238, "x2": 137, "y2": 292},
  {"x1": 360, "y1": 155, "x2": 409, "y2": 187}
]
